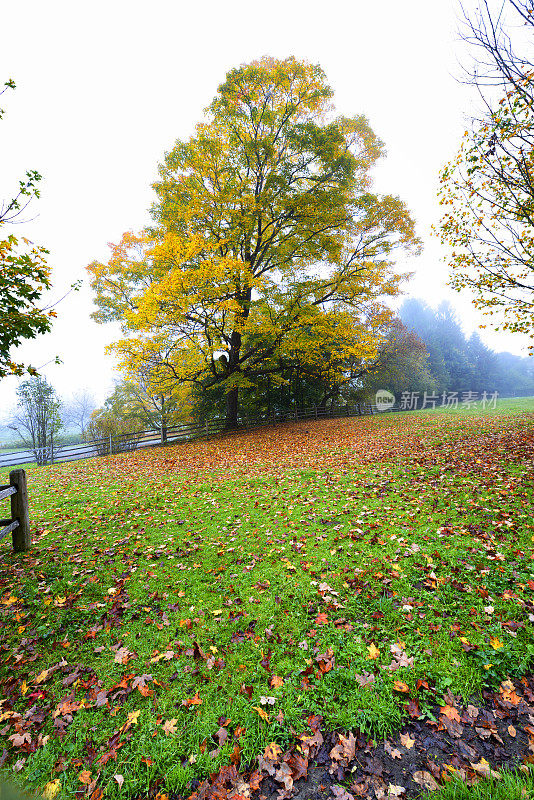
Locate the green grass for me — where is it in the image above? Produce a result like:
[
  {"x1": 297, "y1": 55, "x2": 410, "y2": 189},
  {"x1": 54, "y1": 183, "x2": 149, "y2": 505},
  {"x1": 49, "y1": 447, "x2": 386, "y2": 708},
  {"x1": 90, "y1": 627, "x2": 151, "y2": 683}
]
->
[
  {"x1": 433, "y1": 768, "x2": 534, "y2": 799},
  {"x1": 0, "y1": 406, "x2": 533, "y2": 797}
]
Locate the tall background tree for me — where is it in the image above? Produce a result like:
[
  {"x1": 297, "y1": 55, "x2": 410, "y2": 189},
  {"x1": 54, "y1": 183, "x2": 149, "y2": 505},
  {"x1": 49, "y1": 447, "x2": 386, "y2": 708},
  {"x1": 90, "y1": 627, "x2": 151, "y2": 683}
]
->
[
  {"x1": 61, "y1": 390, "x2": 96, "y2": 437},
  {"x1": 9, "y1": 376, "x2": 62, "y2": 465},
  {"x1": 438, "y1": 0, "x2": 534, "y2": 347},
  {"x1": 89, "y1": 57, "x2": 419, "y2": 426},
  {"x1": 0, "y1": 79, "x2": 54, "y2": 378}
]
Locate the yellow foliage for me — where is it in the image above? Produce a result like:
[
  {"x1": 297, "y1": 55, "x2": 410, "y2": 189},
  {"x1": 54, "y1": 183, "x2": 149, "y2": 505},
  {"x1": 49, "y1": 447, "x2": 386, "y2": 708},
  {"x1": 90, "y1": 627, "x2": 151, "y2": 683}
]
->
[{"x1": 88, "y1": 58, "x2": 419, "y2": 420}]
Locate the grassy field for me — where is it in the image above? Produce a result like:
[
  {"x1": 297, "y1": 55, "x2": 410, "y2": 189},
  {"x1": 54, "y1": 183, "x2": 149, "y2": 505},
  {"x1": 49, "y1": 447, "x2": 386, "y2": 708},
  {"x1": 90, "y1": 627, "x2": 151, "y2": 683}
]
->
[{"x1": 0, "y1": 402, "x2": 533, "y2": 798}]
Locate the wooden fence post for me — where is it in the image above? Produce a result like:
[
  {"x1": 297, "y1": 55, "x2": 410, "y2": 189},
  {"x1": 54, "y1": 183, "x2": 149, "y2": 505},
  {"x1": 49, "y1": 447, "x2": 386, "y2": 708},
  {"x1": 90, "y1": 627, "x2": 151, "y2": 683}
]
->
[{"x1": 10, "y1": 470, "x2": 31, "y2": 552}]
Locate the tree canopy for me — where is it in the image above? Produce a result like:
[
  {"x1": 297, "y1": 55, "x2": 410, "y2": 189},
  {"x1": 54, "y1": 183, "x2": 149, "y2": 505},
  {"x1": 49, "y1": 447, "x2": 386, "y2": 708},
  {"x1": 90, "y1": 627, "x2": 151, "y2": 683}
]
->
[{"x1": 89, "y1": 57, "x2": 419, "y2": 425}]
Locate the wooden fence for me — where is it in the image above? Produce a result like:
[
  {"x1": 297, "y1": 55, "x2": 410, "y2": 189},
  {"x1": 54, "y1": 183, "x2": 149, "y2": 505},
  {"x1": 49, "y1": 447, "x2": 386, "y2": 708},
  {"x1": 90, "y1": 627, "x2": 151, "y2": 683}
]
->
[
  {"x1": 0, "y1": 469, "x2": 30, "y2": 552},
  {"x1": 0, "y1": 401, "x2": 399, "y2": 470}
]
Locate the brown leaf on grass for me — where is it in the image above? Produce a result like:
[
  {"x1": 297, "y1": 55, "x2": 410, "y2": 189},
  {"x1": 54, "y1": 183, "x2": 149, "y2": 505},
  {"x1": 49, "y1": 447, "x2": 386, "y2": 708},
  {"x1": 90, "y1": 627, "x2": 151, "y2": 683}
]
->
[
  {"x1": 8, "y1": 732, "x2": 31, "y2": 747},
  {"x1": 162, "y1": 718, "x2": 177, "y2": 735},
  {"x1": 258, "y1": 742, "x2": 282, "y2": 776},
  {"x1": 413, "y1": 771, "x2": 439, "y2": 791},
  {"x1": 393, "y1": 681, "x2": 409, "y2": 693},
  {"x1": 354, "y1": 672, "x2": 375, "y2": 687},
  {"x1": 182, "y1": 692, "x2": 202, "y2": 707},
  {"x1": 407, "y1": 699, "x2": 421, "y2": 718},
  {"x1": 113, "y1": 647, "x2": 134, "y2": 665},
  {"x1": 270, "y1": 675, "x2": 283, "y2": 687},
  {"x1": 78, "y1": 770, "x2": 92, "y2": 785},
  {"x1": 230, "y1": 743, "x2": 241, "y2": 765},
  {"x1": 470, "y1": 759, "x2": 501, "y2": 780},
  {"x1": 131, "y1": 674, "x2": 152, "y2": 691},
  {"x1": 215, "y1": 726, "x2": 228, "y2": 745}
]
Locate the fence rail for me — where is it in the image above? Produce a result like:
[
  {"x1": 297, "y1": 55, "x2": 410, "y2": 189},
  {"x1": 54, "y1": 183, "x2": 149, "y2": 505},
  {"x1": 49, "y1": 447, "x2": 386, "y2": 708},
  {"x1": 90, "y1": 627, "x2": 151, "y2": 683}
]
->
[
  {"x1": 0, "y1": 401, "x2": 398, "y2": 470},
  {"x1": 0, "y1": 470, "x2": 30, "y2": 551}
]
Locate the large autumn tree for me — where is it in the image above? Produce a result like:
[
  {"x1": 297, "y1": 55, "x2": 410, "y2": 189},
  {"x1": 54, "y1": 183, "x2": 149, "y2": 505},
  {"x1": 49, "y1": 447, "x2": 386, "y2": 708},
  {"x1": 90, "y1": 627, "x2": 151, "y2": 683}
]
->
[
  {"x1": 438, "y1": 1, "x2": 534, "y2": 347},
  {"x1": 89, "y1": 57, "x2": 419, "y2": 426}
]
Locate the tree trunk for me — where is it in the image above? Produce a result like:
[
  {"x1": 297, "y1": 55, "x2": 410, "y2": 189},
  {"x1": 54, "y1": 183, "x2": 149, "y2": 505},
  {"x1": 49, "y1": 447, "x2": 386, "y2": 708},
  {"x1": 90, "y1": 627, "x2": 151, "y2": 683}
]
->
[
  {"x1": 160, "y1": 395, "x2": 167, "y2": 443},
  {"x1": 225, "y1": 387, "x2": 239, "y2": 429}
]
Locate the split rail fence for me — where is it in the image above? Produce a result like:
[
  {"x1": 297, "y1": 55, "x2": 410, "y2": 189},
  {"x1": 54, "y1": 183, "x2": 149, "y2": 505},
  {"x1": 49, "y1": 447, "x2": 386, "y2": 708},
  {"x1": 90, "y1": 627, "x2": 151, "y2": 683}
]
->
[
  {"x1": 0, "y1": 401, "x2": 399, "y2": 470},
  {"x1": 0, "y1": 469, "x2": 30, "y2": 551}
]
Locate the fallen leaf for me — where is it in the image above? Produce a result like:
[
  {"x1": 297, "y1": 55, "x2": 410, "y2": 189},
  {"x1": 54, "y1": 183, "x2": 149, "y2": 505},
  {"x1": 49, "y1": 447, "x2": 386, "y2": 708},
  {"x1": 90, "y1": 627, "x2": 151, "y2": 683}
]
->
[
  {"x1": 367, "y1": 643, "x2": 380, "y2": 660},
  {"x1": 43, "y1": 780, "x2": 61, "y2": 800},
  {"x1": 470, "y1": 758, "x2": 501, "y2": 780},
  {"x1": 384, "y1": 741, "x2": 402, "y2": 759},
  {"x1": 399, "y1": 733, "x2": 415, "y2": 749},
  {"x1": 331, "y1": 785, "x2": 354, "y2": 800},
  {"x1": 413, "y1": 771, "x2": 439, "y2": 790},
  {"x1": 162, "y1": 718, "x2": 177, "y2": 735}
]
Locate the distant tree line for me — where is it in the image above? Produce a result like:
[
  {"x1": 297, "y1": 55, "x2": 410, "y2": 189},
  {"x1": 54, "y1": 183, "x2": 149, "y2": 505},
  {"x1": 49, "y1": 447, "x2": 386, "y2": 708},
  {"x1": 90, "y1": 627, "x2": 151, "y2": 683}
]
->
[
  {"x1": 399, "y1": 299, "x2": 534, "y2": 397},
  {"x1": 5, "y1": 297, "x2": 532, "y2": 457}
]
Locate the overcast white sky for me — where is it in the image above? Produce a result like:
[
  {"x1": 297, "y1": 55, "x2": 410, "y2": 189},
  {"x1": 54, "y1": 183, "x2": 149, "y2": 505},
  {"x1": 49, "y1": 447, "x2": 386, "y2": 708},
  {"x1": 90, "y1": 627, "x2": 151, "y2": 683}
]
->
[{"x1": 1, "y1": 0, "x2": 530, "y2": 419}]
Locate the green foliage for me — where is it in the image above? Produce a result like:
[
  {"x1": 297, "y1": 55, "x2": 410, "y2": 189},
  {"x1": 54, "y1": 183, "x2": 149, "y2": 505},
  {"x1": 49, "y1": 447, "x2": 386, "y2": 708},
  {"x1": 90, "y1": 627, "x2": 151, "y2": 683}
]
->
[{"x1": 0, "y1": 80, "x2": 53, "y2": 378}]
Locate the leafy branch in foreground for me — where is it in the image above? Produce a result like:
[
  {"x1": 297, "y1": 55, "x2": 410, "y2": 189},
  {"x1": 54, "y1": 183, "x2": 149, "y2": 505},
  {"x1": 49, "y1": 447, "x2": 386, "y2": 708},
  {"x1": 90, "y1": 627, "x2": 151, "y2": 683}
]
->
[
  {"x1": 0, "y1": 79, "x2": 54, "y2": 378},
  {"x1": 438, "y1": 1, "x2": 534, "y2": 346}
]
